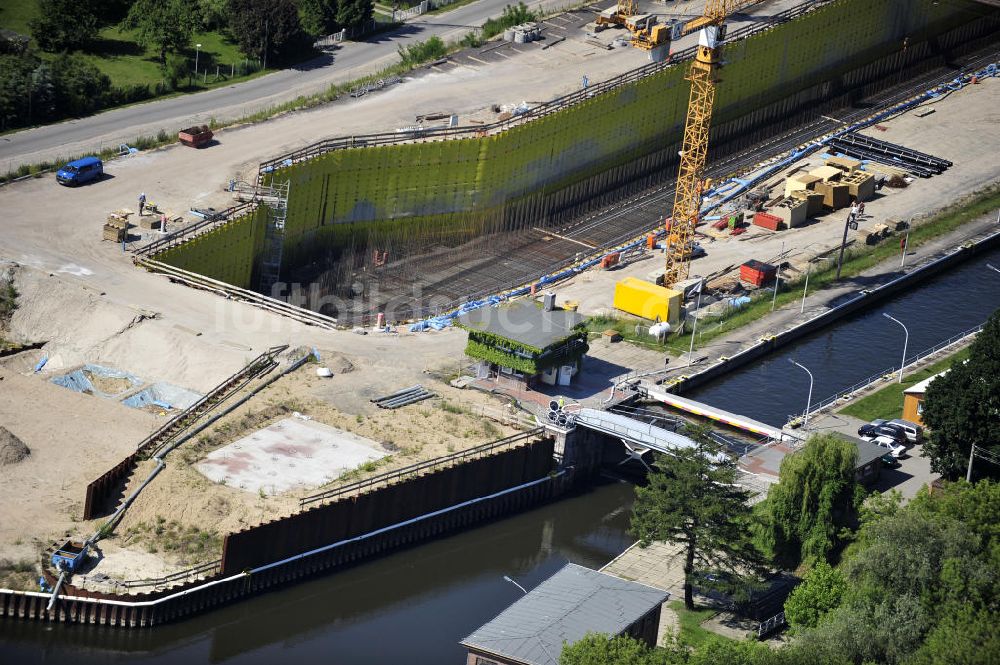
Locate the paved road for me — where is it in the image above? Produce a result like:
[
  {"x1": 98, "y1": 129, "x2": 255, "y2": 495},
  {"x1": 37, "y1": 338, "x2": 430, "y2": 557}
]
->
[{"x1": 0, "y1": 0, "x2": 590, "y2": 169}]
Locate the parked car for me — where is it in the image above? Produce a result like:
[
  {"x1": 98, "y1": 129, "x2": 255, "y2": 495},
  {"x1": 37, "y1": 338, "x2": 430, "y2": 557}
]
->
[
  {"x1": 858, "y1": 421, "x2": 907, "y2": 444},
  {"x1": 56, "y1": 156, "x2": 103, "y2": 186},
  {"x1": 869, "y1": 435, "x2": 907, "y2": 458},
  {"x1": 881, "y1": 454, "x2": 901, "y2": 468},
  {"x1": 887, "y1": 418, "x2": 923, "y2": 444}
]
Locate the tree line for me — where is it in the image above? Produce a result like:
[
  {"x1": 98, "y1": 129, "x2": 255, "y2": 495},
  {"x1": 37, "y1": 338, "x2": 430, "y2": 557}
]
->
[{"x1": 0, "y1": 0, "x2": 374, "y2": 130}]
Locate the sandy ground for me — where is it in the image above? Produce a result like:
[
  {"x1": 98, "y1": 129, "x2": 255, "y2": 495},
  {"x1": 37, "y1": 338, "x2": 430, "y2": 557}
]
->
[
  {"x1": 0, "y1": 364, "x2": 159, "y2": 566},
  {"x1": 89, "y1": 347, "x2": 521, "y2": 582}
]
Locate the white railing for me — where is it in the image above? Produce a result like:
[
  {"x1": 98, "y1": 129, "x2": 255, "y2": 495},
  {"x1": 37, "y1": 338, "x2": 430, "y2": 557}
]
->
[{"x1": 789, "y1": 323, "x2": 982, "y2": 424}]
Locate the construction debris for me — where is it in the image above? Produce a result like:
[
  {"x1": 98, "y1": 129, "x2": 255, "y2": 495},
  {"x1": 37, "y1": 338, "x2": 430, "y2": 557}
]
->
[{"x1": 370, "y1": 385, "x2": 435, "y2": 409}]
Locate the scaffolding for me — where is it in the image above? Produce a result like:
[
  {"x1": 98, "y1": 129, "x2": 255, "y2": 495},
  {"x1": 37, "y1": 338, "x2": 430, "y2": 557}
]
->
[{"x1": 256, "y1": 180, "x2": 290, "y2": 297}]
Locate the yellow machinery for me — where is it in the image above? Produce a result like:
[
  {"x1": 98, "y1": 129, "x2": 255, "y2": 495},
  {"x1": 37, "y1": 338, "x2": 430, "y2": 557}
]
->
[
  {"x1": 626, "y1": 13, "x2": 672, "y2": 51},
  {"x1": 613, "y1": 277, "x2": 682, "y2": 326},
  {"x1": 662, "y1": 0, "x2": 762, "y2": 286},
  {"x1": 595, "y1": 0, "x2": 637, "y2": 29}
]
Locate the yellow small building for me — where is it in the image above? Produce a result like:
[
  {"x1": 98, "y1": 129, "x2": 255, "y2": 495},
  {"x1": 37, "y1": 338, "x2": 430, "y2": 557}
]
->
[
  {"x1": 902, "y1": 370, "x2": 947, "y2": 426},
  {"x1": 613, "y1": 277, "x2": 682, "y2": 326}
]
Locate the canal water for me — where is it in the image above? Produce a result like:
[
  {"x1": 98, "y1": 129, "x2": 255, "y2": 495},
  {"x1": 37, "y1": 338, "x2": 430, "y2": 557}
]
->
[
  {"x1": 2, "y1": 245, "x2": 998, "y2": 664},
  {"x1": 0, "y1": 481, "x2": 636, "y2": 665},
  {"x1": 687, "y1": 244, "x2": 1000, "y2": 426}
]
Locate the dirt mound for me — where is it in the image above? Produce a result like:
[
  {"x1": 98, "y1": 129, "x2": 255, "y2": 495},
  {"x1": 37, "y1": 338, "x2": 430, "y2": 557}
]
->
[
  {"x1": 327, "y1": 353, "x2": 354, "y2": 374},
  {"x1": 0, "y1": 426, "x2": 29, "y2": 466}
]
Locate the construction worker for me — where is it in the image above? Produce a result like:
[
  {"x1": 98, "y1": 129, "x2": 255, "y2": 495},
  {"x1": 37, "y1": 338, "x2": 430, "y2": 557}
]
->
[
  {"x1": 858, "y1": 201, "x2": 866, "y2": 217},
  {"x1": 138, "y1": 192, "x2": 146, "y2": 216},
  {"x1": 160, "y1": 213, "x2": 167, "y2": 233},
  {"x1": 558, "y1": 396, "x2": 565, "y2": 410}
]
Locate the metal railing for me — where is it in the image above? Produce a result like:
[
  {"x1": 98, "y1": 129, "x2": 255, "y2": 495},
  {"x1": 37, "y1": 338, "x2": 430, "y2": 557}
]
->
[
  {"x1": 756, "y1": 611, "x2": 787, "y2": 639},
  {"x1": 299, "y1": 427, "x2": 545, "y2": 507},
  {"x1": 789, "y1": 323, "x2": 983, "y2": 424},
  {"x1": 77, "y1": 559, "x2": 222, "y2": 594},
  {"x1": 256, "y1": 0, "x2": 827, "y2": 177},
  {"x1": 133, "y1": 201, "x2": 258, "y2": 257}
]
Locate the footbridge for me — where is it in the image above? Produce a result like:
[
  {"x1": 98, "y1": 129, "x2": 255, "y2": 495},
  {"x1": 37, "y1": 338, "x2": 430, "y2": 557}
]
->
[{"x1": 638, "y1": 382, "x2": 797, "y2": 444}]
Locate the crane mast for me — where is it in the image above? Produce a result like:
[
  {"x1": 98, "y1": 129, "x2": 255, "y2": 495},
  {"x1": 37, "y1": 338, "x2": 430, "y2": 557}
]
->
[{"x1": 662, "y1": 0, "x2": 754, "y2": 286}]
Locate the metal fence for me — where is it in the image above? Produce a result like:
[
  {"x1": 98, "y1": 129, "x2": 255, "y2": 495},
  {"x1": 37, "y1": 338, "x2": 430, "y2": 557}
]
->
[
  {"x1": 76, "y1": 559, "x2": 222, "y2": 595},
  {"x1": 790, "y1": 323, "x2": 983, "y2": 423},
  {"x1": 256, "y1": 0, "x2": 827, "y2": 177}
]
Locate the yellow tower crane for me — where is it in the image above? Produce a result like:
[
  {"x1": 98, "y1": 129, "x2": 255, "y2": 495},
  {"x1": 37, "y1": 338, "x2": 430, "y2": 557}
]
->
[
  {"x1": 596, "y1": 0, "x2": 638, "y2": 30},
  {"x1": 662, "y1": 0, "x2": 761, "y2": 286}
]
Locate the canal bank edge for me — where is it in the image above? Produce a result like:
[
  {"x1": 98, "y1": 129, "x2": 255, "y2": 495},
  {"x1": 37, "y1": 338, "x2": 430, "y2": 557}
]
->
[{"x1": 662, "y1": 224, "x2": 1000, "y2": 412}]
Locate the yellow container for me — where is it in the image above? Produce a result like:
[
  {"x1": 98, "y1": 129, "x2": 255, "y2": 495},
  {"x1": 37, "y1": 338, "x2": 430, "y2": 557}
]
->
[{"x1": 613, "y1": 277, "x2": 682, "y2": 326}]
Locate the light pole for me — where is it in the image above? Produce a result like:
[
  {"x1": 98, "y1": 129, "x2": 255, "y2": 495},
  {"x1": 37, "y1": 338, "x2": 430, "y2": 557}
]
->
[
  {"x1": 800, "y1": 255, "x2": 833, "y2": 314},
  {"x1": 195, "y1": 43, "x2": 202, "y2": 77},
  {"x1": 835, "y1": 214, "x2": 859, "y2": 280},
  {"x1": 789, "y1": 359, "x2": 814, "y2": 429},
  {"x1": 771, "y1": 240, "x2": 784, "y2": 312},
  {"x1": 687, "y1": 280, "x2": 704, "y2": 367},
  {"x1": 987, "y1": 263, "x2": 1000, "y2": 275},
  {"x1": 503, "y1": 575, "x2": 527, "y2": 594},
  {"x1": 883, "y1": 313, "x2": 909, "y2": 383}
]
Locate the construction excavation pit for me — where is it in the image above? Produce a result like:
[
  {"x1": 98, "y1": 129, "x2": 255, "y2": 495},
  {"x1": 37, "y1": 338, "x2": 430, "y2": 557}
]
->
[
  {"x1": 136, "y1": 0, "x2": 999, "y2": 325},
  {"x1": 0, "y1": 0, "x2": 998, "y2": 640}
]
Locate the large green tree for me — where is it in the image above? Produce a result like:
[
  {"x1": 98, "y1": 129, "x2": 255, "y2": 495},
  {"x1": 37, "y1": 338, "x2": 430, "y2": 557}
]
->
[
  {"x1": 226, "y1": 0, "x2": 303, "y2": 65},
  {"x1": 336, "y1": 0, "x2": 373, "y2": 35},
  {"x1": 30, "y1": 0, "x2": 100, "y2": 52},
  {"x1": 782, "y1": 560, "x2": 845, "y2": 630},
  {"x1": 922, "y1": 308, "x2": 1000, "y2": 480},
  {"x1": 629, "y1": 424, "x2": 767, "y2": 610},
  {"x1": 559, "y1": 633, "x2": 674, "y2": 665},
  {"x1": 791, "y1": 482, "x2": 999, "y2": 665},
  {"x1": 299, "y1": 0, "x2": 340, "y2": 38},
  {"x1": 121, "y1": 0, "x2": 197, "y2": 65},
  {"x1": 752, "y1": 433, "x2": 860, "y2": 567}
]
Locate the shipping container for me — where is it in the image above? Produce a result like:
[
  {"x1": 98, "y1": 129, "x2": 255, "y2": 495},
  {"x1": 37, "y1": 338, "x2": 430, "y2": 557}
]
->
[{"x1": 613, "y1": 277, "x2": 683, "y2": 325}]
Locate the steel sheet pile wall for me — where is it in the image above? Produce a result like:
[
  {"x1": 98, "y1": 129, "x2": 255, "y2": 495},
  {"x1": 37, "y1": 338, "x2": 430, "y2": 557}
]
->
[
  {"x1": 155, "y1": 0, "x2": 991, "y2": 298},
  {"x1": 221, "y1": 436, "x2": 554, "y2": 574},
  {"x1": 156, "y1": 207, "x2": 268, "y2": 289}
]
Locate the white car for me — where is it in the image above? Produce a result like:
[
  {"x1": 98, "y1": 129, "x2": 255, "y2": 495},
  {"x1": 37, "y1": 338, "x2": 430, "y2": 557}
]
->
[{"x1": 865, "y1": 435, "x2": 907, "y2": 458}]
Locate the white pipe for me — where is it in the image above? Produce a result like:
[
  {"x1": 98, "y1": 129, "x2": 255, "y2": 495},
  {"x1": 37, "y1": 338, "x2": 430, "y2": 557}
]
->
[{"x1": 7, "y1": 472, "x2": 564, "y2": 609}]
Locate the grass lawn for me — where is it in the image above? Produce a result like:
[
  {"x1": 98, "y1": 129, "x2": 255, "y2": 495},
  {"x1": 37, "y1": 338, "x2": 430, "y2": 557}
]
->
[
  {"x1": 0, "y1": 1, "x2": 269, "y2": 105},
  {"x1": 668, "y1": 600, "x2": 731, "y2": 649},
  {"x1": 839, "y1": 346, "x2": 970, "y2": 422}
]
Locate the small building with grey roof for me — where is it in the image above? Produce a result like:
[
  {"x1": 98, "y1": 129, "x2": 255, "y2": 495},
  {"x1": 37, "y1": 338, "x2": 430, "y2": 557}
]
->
[
  {"x1": 456, "y1": 300, "x2": 588, "y2": 390},
  {"x1": 460, "y1": 563, "x2": 668, "y2": 665}
]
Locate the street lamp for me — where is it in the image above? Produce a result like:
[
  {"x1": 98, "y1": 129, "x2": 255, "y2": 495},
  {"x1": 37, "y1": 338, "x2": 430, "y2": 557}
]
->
[
  {"x1": 883, "y1": 313, "x2": 909, "y2": 383},
  {"x1": 687, "y1": 279, "x2": 704, "y2": 367},
  {"x1": 987, "y1": 263, "x2": 1000, "y2": 275},
  {"x1": 195, "y1": 43, "x2": 202, "y2": 77},
  {"x1": 503, "y1": 575, "x2": 528, "y2": 594},
  {"x1": 800, "y1": 255, "x2": 833, "y2": 314},
  {"x1": 771, "y1": 240, "x2": 785, "y2": 312},
  {"x1": 789, "y1": 358, "x2": 814, "y2": 429}
]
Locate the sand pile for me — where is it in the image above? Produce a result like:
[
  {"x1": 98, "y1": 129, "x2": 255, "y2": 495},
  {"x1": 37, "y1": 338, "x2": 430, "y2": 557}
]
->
[{"x1": 0, "y1": 426, "x2": 29, "y2": 466}]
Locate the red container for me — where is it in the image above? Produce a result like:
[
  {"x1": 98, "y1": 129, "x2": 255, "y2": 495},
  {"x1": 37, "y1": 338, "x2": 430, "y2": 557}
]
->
[
  {"x1": 752, "y1": 211, "x2": 783, "y2": 231},
  {"x1": 740, "y1": 260, "x2": 776, "y2": 287},
  {"x1": 601, "y1": 252, "x2": 621, "y2": 269}
]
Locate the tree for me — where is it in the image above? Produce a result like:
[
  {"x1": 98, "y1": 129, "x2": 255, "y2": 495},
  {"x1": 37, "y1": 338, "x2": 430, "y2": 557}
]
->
[
  {"x1": 299, "y1": 0, "x2": 340, "y2": 38},
  {"x1": 227, "y1": 0, "x2": 304, "y2": 65},
  {"x1": 752, "y1": 433, "x2": 860, "y2": 567},
  {"x1": 30, "y1": 0, "x2": 100, "y2": 52},
  {"x1": 921, "y1": 308, "x2": 1000, "y2": 479},
  {"x1": 121, "y1": 0, "x2": 197, "y2": 65},
  {"x1": 908, "y1": 604, "x2": 1000, "y2": 665},
  {"x1": 782, "y1": 560, "x2": 844, "y2": 630},
  {"x1": 629, "y1": 424, "x2": 767, "y2": 610},
  {"x1": 559, "y1": 633, "x2": 675, "y2": 665},
  {"x1": 0, "y1": 53, "x2": 37, "y2": 130},
  {"x1": 51, "y1": 55, "x2": 111, "y2": 117},
  {"x1": 336, "y1": 0, "x2": 373, "y2": 35}
]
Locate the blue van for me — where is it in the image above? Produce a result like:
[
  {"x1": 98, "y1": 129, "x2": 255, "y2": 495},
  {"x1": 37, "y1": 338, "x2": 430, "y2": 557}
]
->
[{"x1": 56, "y1": 156, "x2": 103, "y2": 186}]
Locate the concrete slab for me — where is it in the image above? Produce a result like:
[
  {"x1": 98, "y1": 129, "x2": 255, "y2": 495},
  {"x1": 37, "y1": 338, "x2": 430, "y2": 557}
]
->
[{"x1": 195, "y1": 417, "x2": 388, "y2": 495}]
